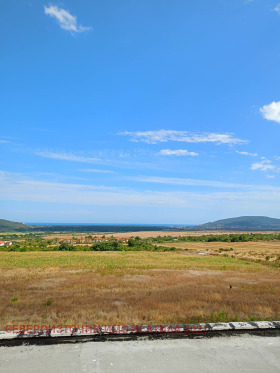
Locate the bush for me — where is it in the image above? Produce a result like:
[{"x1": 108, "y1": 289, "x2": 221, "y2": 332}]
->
[
  {"x1": 44, "y1": 299, "x2": 53, "y2": 306},
  {"x1": 57, "y1": 243, "x2": 76, "y2": 251},
  {"x1": 90, "y1": 240, "x2": 124, "y2": 251}
]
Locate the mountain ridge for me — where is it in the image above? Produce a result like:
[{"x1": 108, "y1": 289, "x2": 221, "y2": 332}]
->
[
  {"x1": 0, "y1": 219, "x2": 33, "y2": 232},
  {"x1": 196, "y1": 216, "x2": 280, "y2": 230},
  {"x1": 1, "y1": 216, "x2": 280, "y2": 232}
]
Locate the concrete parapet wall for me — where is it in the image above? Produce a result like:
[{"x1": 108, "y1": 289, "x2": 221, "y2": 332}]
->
[{"x1": 1, "y1": 321, "x2": 280, "y2": 346}]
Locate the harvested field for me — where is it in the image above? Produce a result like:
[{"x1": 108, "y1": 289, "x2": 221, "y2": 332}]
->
[{"x1": 0, "y1": 251, "x2": 279, "y2": 329}]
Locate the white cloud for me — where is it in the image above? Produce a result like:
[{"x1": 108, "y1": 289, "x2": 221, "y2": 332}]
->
[
  {"x1": 79, "y1": 169, "x2": 115, "y2": 174},
  {"x1": 158, "y1": 149, "x2": 198, "y2": 157},
  {"x1": 275, "y1": 3, "x2": 280, "y2": 14},
  {"x1": 236, "y1": 151, "x2": 258, "y2": 157},
  {"x1": 250, "y1": 160, "x2": 280, "y2": 173},
  {"x1": 1, "y1": 171, "x2": 280, "y2": 221},
  {"x1": 36, "y1": 150, "x2": 158, "y2": 170},
  {"x1": 1, "y1": 171, "x2": 280, "y2": 208},
  {"x1": 120, "y1": 130, "x2": 247, "y2": 145},
  {"x1": 38, "y1": 152, "x2": 100, "y2": 163},
  {"x1": 0, "y1": 171, "x2": 190, "y2": 208},
  {"x1": 260, "y1": 101, "x2": 280, "y2": 124},
  {"x1": 130, "y1": 175, "x2": 280, "y2": 191},
  {"x1": 44, "y1": 5, "x2": 91, "y2": 33}
]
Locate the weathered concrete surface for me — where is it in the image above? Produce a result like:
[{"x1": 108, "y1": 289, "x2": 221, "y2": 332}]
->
[
  {"x1": 1, "y1": 321, "x2": 280, "y2": 345},
  {"x1": 0, "y1": 335, "x2": 280, "y2": 373}
]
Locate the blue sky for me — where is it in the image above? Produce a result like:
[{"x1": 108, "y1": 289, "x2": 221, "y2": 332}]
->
[{"x1": 1, "y1": 0, "x2": 280, "y2": 224}]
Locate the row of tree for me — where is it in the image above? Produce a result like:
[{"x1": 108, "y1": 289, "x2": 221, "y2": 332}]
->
[
  {"x1": 149, "y1": 233, "x2": 280, "y2": 243},
  {"x1": 4, "y1": 238, "x2": 177, "y2": 252}
]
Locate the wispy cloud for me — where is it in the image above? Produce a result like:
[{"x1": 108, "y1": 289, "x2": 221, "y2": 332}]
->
[
  {"x1": 157, "y1": 149, "x2": 198, "y2": 157},
  {"x1": 0, "y1": 171, "x2": 190, "y2": 208},
  {"x1": 44, "y1": 5, "x2": 91, "y2": 33},
  {"x1": 1, "y1": 171, "x2": 280, "y2": 214},
  {"x1": 37, "y1": 151, "x2": 100, "y2": 163},
  {"x1": 236, "y1": 151, "x2": 258, "y2": 157},
  {"x1": 79, "y1": 169, "x2": 115, "y2": 174},
  {"x1": 120, "y1": 130, "x2": 247, "y2": 145},
  {"x1": 130, "y1": 175, "x2": 279, "y2": 191},
  {"x1": 275, "y1": 3, "x2": 280, "y2": 14},
  {"x1": 251, "y1": 160, "x2": 280, "y2": 173},
  {"x1": 36, "y1": 150, "x2": 160, "y2": 170},
  {"x1": 260, "y1": 101, "x2": 280, "y2": 124},
  {"x1": 0, "y1": 140, "x2": 9, "y2": 144}
]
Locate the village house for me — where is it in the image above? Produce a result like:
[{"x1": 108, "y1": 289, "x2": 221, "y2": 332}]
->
[
  {"x1": 57, "y1": 236, "x2": 130, "y2": 245},
  {"x1": 114, "y1": 237, "x2": 129, "y2": 243},
  {"x1": 0, "y1": 241, "x2": 13, "y2": 246}
]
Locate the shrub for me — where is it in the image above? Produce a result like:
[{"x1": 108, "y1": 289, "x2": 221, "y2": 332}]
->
[{"x1": 44, "y1": 299, "x2": 53, "y2": 306}]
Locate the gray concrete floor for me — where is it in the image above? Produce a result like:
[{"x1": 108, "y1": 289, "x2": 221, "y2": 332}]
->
[{"x1": 0, "y1": 335, "x2": 280, "y2": 373}]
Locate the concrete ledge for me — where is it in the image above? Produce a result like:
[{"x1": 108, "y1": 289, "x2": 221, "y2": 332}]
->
[{"x1": 1, "y1": 321, "x2": 280, "y2": 346}]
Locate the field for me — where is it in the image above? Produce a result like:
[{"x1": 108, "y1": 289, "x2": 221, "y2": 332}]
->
[
  {"x1": 43, "y1": 230, "x2": 280, "y2": 240},
  {"x1": 1, "y1": 244, "x2": 280, "y2": 329},
  {"x1": 154, "y1": 241, "x2": 280, "y2": 262}
]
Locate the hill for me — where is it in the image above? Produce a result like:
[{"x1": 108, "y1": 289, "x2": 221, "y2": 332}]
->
[
  {"x1": 197, "y1": 216, "x2": 280, "y2": 231},
  {"x1": 0, "y1": 219, "x2": 33, "y2": 232},
  {"x1": 2, "y1": 216, "x2": 280, "y2": 232}
]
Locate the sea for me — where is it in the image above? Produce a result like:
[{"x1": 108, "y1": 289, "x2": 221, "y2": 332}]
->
[{"x1": 26, "y1": 223, "x2": 195, "y2": 233}]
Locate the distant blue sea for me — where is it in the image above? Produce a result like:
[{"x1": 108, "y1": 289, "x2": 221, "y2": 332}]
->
[
  {"x1": 25, "y1": 223, "x2": 196, "y2": 233},
  {"x1": 27, "y1": 223, "x2": 195, "y2": 227}
]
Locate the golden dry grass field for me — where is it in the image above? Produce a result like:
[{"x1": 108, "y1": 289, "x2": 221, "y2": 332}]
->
[
  {"x1": 154, "y1": 241, "x2": 280, "y2": 262},
  {"x1": 43, "y1": 230, "x2": 280, "y2": 240},
  {"x1": 104, "y1": 230, "x2": 280, "y2": 238},
  {"x1": 0, "y1": 247, "x2": 280, "y2": 329}
]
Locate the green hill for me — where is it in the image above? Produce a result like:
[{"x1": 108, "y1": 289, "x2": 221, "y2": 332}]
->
[
  {"x1": 2, "y1": 216, "x2": 280, "y2": 232},
  {"x1": 197, "y1": 216, "x2": 280, "y2": 230},
  {"x1": 0, "y1": 219, "x2": 33, "y2": 232}
]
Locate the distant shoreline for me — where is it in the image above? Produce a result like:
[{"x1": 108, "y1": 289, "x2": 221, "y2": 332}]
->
[
  {"x1": 26, "y1": 223, "x2": 196, "y2": 227},
  {"x1": 2, "y1": 217, "x2": 280, "y2": 232}
]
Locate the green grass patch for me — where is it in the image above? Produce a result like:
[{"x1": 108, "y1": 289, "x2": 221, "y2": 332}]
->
[{"x1": 0, "y1": 251, "x2": 267, "y2": 273}]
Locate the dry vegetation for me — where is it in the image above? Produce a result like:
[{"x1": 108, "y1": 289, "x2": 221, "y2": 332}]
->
[
  {"x1": 0, "y1": 250, "x2": 280, "y2": 329},
  {"x1": 154, "y1": 241, "x2": 280, "y2": 262},
  {"x1": 43, "y1": 230, "x2": 280, "y2": 240}
]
